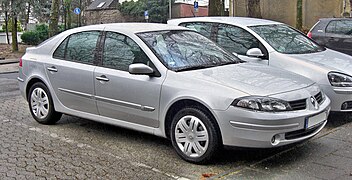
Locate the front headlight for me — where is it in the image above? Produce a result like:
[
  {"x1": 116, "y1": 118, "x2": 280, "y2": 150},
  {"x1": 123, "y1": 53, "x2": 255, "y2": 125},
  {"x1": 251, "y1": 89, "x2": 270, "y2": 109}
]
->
[
  {"x1": 232, "y1": 96, "x2": 292, "y2": 112},
  {"x1": 328, "y1": 72, "x2": 352, "y2": 87}
]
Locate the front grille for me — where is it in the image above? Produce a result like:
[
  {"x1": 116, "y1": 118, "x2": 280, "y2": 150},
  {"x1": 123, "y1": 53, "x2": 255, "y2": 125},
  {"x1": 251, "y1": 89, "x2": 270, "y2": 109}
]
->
[
  {"x1": 314, "y1": 92, "x2": 324, "y2": 104},
  {"x1": 289, "y1": 99, "x2": 307, "y2": 111},
  {"x1": 285, "y1": 122, "x2": 324, "y2": 140}
]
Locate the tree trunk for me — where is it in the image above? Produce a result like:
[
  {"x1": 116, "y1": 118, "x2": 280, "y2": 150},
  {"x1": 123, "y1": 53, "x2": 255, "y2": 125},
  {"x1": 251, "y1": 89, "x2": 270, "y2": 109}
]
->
[
  {"x1": 25, "y1": 3, "x2": 31, "y2": 31},
  {"x1": 4, "y1": 10, "x2": 10, "y2": 45},
  {"x1": 67, "y1": 4, "x2": 72, "y2": 29},
  {"x1": 11, "y1": 16, "x2": 18, "y2": 52},
  {"x1": 78, "y1": 0, "x2": 82, "y2": 26},
  {"x1": 208, "y1": 0, "x2": 224, "y2": 16},
  {"x1": 296, "y1": 0, "x2": 303, "y2": 30},
  {"x1": 247, "y1": 0, "x2": 262, "y2": 18},
  {"x1": 350, "y1": 0, "x2": 352, "y2": 17},
  {"x1": 49, "y1": 0, "x2": 60, "y2": 37}
]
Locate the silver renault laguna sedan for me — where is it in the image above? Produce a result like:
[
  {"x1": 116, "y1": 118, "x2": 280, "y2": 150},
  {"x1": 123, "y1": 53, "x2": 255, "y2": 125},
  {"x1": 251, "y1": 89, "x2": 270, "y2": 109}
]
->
[
  {"x1": 168, "y1": 17, "x2": 352, "y2": 112},
  {"x1": 18, "y1": 23, "x2": 330, "y2": 163}
]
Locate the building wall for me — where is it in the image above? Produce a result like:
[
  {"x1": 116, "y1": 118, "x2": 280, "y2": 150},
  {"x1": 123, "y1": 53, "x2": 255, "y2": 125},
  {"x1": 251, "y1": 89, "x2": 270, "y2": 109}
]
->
[
  {"x1": 84, "y1": 9, "x2": 125, "y2": 25},
  {"x1": 303, "y1": 0, "x2": 343, "y2": 28},
  {"x1": 172, "y1": 3, "x2": 208, "y2": 18},
  {"x1": 231, "y1": 0, "x2": 345, "y2": 29}
]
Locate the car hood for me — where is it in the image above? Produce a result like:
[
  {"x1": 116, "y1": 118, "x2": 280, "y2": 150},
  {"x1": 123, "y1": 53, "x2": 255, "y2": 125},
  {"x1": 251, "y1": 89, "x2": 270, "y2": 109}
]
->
[
  {"x1": 286, "y1": 49, "x2": 352, "y2": 74},
  {"x1": 180, "y1": 63, "x2": 314, "y2": 96}
]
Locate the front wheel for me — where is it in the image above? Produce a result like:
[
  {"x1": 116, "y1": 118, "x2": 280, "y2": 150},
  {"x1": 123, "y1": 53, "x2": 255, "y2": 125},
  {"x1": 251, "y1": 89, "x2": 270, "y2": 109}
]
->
[
  {"x1": 28, "y1": 82, "x2": 62, "y2": 125},
  {"x1": 170, "y1": 107, "x2": 220, "y2": 164}
]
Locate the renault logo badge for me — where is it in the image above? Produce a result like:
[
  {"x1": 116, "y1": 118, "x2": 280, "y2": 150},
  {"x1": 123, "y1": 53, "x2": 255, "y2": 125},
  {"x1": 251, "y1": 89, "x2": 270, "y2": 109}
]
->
[{"x1": 310, "y1": 96, "x2": 319, "y2": 110}]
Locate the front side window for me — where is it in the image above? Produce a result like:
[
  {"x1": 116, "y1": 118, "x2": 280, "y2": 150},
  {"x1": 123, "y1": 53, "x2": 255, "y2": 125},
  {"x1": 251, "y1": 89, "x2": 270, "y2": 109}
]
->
[
  {"x1": 250, "y1": 24, "x2": 325, "y2": 54},
  {"x1": 138, "y1": 30, "x2": 242, "y2": 72},
  {"x1": 102, "y1": 32, "x2": 150, "y2": 71},
  {"x1": 217, "y1": 24, "x2": 260, "y2": 55},
  {"x1": 180, "y1": 22, "x2": 214, "y2": 40},
  {"x1": 326, "y1": 20, "x2": 352, "y2": 35},
  {"x1": 65, "y1": 31, "x2": 100, "y2": 64}
]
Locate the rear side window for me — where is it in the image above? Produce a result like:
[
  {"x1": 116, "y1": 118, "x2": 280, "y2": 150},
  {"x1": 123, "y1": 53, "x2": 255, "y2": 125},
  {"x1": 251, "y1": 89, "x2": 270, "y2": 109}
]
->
[
  {"x1": 180, "y1": 22, "x2": 214, "y2": 40},
  {"x1": 53, "y1": 31, "x2": 100, "y2": 64},
  {"x1": 102, "y1": 32, "x2": 150, "y2": 71},
  {"x1": 216, "y1": 24, "x2": 260, "y2": 55},
  {"x1": 66, "y1": 31, "x2": 100, "y2": 64},
  {"x1": 326, "y1": 20, "x2": 352, "y2": 35},
  {"x1": 53, "y1": 38, "x2": 68, "y2": 59}
]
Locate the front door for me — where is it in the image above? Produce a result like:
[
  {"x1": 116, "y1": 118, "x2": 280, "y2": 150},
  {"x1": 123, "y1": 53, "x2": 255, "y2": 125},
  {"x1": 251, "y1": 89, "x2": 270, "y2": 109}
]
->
[{"x1": 94, "y1": 32, "x2": 164, "y2": 127}]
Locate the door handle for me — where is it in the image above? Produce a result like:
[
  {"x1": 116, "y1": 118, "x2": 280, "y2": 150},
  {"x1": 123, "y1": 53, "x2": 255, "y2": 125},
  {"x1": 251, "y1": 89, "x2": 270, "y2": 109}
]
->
[
  {"x1": 96, "y1": 75, "x2": 109, "y2": 82},
  {"x1": 47, "y1": 67, "x2": 58, "y2": 72}
]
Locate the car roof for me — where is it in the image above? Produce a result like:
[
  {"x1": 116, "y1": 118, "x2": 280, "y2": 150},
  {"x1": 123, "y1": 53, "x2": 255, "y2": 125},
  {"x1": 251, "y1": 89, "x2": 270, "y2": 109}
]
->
[
  {"x1": 319, "y1": 17, "x2": 352, "y2": 22},
  {"x1": 65, "y1": 23, "x2": 188, "y2": 34},
  {"x1": 168, "y1": 17, "x2": 282, "y2": 27}
]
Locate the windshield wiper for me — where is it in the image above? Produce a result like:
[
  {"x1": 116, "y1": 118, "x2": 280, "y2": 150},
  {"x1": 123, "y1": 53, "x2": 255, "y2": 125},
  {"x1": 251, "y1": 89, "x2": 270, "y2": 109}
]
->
[
  {"x1": 219, "y1": 60, "x2": 244, "y2": 66},
  {"x1": 175, "y1": 64, "x2": 216, "y2": 72}
]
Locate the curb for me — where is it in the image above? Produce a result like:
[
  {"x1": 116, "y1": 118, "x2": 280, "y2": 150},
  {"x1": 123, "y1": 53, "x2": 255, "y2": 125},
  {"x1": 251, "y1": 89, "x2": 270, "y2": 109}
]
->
[
  {"x1": 0, "y1": 71, "x2": 19, "y2": 75},
  {"x1": 0, "y1": 61, "x2": 19, "y2": 65},
  {"x1": 0, "y1": 59, "x2": 19, "y2": 65}
]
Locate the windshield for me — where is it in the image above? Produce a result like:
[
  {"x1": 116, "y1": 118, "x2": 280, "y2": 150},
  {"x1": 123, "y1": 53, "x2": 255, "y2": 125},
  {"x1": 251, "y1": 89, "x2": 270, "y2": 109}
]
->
[
  {"x1": 137, "y1": 30, "x2": 242, "y2": 72},
  {"x1": 249, "y1": 24, "x2": 325, "y2": 54}
]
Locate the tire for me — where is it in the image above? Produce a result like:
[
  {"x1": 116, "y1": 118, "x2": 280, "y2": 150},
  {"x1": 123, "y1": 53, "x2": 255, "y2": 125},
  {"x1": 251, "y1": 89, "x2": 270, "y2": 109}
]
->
[
  {"x1": 28, "y1": 82, "x2": 62, "y2": 125},
  {"x1": 170, "y1": 107, "x2": 220, "y2": 164}
]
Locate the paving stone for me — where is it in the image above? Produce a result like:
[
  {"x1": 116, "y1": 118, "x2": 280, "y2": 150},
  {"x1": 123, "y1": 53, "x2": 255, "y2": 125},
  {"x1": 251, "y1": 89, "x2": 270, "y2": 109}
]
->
[{"x1": 0, "y1": 94, "x2": 174, "y2": 179}]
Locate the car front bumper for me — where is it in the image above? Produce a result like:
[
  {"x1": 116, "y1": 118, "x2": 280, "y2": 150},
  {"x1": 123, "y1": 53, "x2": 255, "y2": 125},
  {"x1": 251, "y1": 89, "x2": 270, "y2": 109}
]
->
[
  {"x1": 214, "y1": 97, "x2": 330, "y2": 148},
  {"x1": 321, "y1": 84, "x2": 352, "y2": 112}
]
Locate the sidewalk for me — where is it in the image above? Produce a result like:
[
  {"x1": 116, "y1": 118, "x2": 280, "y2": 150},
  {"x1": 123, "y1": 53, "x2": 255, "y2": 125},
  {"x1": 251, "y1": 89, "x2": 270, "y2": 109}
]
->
[
  {"x1": 217, "y1": 121, "x2": 352, "y2": 179},
  {"x1": 0, "y1": 59, "x2": 19, "y2": 74}
]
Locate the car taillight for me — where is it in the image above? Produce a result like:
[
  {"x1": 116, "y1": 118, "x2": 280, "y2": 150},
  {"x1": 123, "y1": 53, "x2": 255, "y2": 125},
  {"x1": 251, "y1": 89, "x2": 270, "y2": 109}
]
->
[
  {"x1": 19, "y1": 58, "x2": 22, "y2": 67},
  {"x1": 307, "y1": 32, "x2": 312, "y2": 38}
]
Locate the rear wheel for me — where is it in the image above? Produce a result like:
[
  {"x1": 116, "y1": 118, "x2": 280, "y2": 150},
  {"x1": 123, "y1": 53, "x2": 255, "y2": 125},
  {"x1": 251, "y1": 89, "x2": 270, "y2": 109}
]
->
[
  {"x1": 28, "y1": 82, "x2": 62, "y2": 124},
  {"x1": 170, "y1": 107, "x2": 220, "y2": 164}
]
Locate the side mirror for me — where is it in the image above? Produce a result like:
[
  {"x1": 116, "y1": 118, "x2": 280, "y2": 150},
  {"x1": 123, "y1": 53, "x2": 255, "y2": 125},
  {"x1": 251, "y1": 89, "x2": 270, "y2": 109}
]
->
[
  {"x1": 129, "y1": 63, "x2": 154, "y2": 76},
  {"x1": 246, "y1": 48, "x2": 264, "y2": 58}
]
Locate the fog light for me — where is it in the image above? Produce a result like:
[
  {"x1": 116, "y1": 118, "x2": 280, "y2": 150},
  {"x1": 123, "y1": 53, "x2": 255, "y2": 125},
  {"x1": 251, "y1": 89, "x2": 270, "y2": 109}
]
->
[
  {"x1": 271, "y1": 135, "x2": 280, "y2": 146},
  {"x1": 341, "y1": 101, "x2": 352, "y2": 110}
]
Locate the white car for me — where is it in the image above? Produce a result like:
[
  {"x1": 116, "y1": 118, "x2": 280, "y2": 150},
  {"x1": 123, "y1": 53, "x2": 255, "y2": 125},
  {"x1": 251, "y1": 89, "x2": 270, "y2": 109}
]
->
[{"x1": 168, "y1": 17, "x2": 352, "y2": 112}]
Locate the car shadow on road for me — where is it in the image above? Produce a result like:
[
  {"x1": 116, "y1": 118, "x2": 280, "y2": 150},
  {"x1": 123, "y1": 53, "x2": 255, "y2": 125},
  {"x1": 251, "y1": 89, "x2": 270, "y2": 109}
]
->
[
  {"x1": 55, "y1": 115, "x2": 301, "y2": 166},
  {"x1": 326, "y1": 112, "x2": 352, "y2": 128}
]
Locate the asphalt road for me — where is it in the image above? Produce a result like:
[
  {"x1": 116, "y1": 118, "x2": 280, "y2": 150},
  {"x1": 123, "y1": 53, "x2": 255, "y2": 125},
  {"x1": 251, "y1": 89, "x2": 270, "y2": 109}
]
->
[{"x1": 0, "y1": 72, "x2": 350, "y2": 179}]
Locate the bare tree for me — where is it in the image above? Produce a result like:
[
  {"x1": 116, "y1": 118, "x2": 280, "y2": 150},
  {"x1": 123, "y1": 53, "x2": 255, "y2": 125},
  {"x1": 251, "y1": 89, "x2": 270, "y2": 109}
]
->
[
  {"x1": 248, "y1": 0, "x2": 262, "y2": 18},
  {"x1": 208, "y1": 0, "x2": 224, "y2": 16},
  {"x1": 350, "y1": 0, "x2": 352, "y2": 17},
  {"x1": 10, "y1": 0, "x2": 18, "y2": 51},
  {"x1": 296, "y1": 0, "x2": 303, "y2": 30},
  {"x1": 1, "y1": 1, "x2": 11, "y2": 44},
  {"x1": 49, "y1": 0, "x2": 60, "y2": 37}
]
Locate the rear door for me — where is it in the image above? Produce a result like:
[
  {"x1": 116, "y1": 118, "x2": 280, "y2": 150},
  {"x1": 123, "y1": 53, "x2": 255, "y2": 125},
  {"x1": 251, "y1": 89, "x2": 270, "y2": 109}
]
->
[
  {"x1": 46, "y1": 30, "x2": 102, "y2": 114},
  {"x1": 94, "y1": 31, "x2": 164, "y2": 127},
  {"x1": 324, "y1": 20, "x2": 352, "y2": 55}
]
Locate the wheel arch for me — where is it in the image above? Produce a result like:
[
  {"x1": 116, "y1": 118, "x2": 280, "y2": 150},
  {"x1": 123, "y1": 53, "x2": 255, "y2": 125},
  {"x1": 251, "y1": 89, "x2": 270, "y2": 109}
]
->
[
  {"x1": 164, "y1": 99, "x2": 222, "y2": 143},
  {"x1": 25, "y1": 77, "x2": 48, "y2": 101}
]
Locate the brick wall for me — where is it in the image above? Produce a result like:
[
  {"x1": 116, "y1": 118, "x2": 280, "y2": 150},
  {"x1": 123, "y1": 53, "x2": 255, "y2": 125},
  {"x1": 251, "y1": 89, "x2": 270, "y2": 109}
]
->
[
  {"x1": 84, "y1": 9, "x2": 125, "y2": 25},
  {"x1": 172, "y1": 3, "x2": 208, "y2": 18}
]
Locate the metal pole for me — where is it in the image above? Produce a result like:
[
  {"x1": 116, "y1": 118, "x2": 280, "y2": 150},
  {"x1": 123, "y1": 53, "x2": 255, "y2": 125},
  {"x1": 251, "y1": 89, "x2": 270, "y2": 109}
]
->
[{"x1": 169, "y1": 0, "x2": 171, "y2": 20}]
